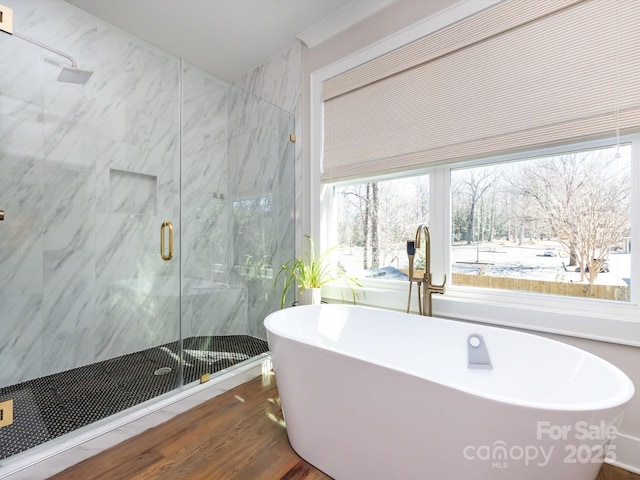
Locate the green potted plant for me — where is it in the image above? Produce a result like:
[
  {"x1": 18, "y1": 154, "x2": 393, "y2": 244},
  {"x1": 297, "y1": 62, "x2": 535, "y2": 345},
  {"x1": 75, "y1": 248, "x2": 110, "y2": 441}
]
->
[{"x1": 275, "y1": 235, "x2": 361, "y2": 308}]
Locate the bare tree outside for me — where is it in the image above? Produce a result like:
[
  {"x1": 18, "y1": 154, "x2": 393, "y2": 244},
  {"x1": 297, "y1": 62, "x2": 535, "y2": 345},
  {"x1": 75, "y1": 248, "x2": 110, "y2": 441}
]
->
[
  {"x1": 516, "y1": 150, "x2": 630, "y2": 284},
  {"x1": 333, "y1": 144, "x2": 630, "y2": 301},
  {"x1": 337, "y1": 181, "x2": 379, "y2": 269},
  {"x1": 335, "y1": 175, "x2": 430, "y2": 273},
  {"x1": 452, "y1": 166, "x2": 498, "y2": 244}
]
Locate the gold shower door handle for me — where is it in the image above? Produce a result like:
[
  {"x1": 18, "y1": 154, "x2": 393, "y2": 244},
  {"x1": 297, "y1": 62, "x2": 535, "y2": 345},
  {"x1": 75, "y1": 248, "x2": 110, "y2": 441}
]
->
[{"x1": 160, "y1": 221, "x2": 173, "y2": 261}]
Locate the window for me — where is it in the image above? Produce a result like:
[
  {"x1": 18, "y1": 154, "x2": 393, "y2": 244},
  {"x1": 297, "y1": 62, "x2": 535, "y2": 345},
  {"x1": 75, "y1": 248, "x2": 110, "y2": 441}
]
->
[
  {"x1": 451, "y1": 144, "x2": 631, "y2": 302},
  {"x1": 329, "y1": 141, "x2": 633, "y2": 306},
  {"x1": 333, "y1": 174, "x2": 429, "y2": 282}
]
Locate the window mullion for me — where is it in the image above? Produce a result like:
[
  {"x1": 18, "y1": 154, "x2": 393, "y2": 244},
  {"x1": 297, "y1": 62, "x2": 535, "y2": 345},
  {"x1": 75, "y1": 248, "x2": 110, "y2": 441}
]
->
[
  {"x1": 430, "y1": 166, "x2": 449, "y2": 285},
  {"x1": 630, "y1": 136, "x2": 640, "y2": 305}
]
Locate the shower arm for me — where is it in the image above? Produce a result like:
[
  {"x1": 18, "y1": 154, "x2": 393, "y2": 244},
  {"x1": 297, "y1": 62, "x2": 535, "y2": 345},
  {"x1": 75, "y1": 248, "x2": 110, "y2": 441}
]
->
[{"x1": 10, "y1": 30, "x2": 78, "y2": 69}]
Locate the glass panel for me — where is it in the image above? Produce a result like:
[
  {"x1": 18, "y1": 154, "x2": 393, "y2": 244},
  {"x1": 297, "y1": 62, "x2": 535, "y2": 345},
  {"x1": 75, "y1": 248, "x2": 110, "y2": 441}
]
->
[
  {"x1": 0, "y1": 0, "x2": 181, "y2": 459},
  {"x1": 0, "y1": 1, "x2": 294, "y2": 463},
  {"x1": 228, "y1": 87, "x2": 295, "y2": 338},
  {"x1": 451, "y1": 144, "x2": 631, "y2": 301},
  {"x1": 181, "y1": 64, "x2": 294, "y2": 376},
  {"x1": 333, "y1": 174, "x2": 430, "y2": 280}
]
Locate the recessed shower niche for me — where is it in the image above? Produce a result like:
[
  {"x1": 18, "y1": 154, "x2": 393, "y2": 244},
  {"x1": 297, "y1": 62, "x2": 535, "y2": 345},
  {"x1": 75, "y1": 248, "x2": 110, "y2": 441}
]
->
[{"x1": 109, "y1": 169, "x2": 157, "y2": 215}]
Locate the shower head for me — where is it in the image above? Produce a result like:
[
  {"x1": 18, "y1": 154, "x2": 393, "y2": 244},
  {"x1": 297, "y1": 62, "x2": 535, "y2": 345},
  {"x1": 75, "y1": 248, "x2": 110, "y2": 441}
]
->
[
  {"x1": 8, "y1": 30, "x2": 94, "y2": 85},
  {"x1": 57, "y1": 67, "x2": 94, "y2": 85}
]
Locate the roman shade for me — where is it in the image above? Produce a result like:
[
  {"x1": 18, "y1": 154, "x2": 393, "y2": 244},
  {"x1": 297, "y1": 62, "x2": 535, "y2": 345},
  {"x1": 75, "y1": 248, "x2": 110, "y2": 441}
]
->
[{"x1": 321, "y1": 0, "x2": 640, "y2": 182}]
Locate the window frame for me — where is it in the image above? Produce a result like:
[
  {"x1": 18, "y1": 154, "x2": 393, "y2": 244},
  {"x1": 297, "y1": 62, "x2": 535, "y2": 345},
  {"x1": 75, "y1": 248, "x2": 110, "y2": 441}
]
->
[{"x1": 319, "y1": 135, "x2": 640, "y2": 347}]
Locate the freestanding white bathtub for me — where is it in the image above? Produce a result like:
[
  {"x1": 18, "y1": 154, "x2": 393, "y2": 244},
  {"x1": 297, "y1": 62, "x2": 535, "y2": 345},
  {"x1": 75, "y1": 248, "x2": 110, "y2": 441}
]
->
[{"x1": 264, "y1": 304, "x2": 634, "y2": 480}]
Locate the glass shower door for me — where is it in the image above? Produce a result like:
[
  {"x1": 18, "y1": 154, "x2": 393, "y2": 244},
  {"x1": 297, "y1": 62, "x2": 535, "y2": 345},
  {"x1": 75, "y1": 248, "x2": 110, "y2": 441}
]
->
[
  {"x1": 180, "y1": 62, "x2": 295, "y2": 383},
  {"x1": 0, "y1": 6, "x2": 182, "y2": 459},
  {"x1": 0, "y1": 0, "x2": 295, "y2": 462}
]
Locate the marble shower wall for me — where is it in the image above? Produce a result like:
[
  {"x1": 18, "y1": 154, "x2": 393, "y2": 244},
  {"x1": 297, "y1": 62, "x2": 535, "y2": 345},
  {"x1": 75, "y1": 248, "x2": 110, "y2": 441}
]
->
[
  {"x1": 0, "y1": 0, "x2": 181, "y2": 386},
  {"x1": 180, "y1": 64, "x2": 248, "y2": 338},
  {"x1": 181, "y1": 61, "x2": 296, "y2": 340},
  {"x1": 0, "y1": 1, "x2": 297, "y2": 387},
  {"x1": 181, "y1": 45, "x2": 300, "y2": 341},
  {"x1": 0, "y1": 0, "x2": 175, "y2": 386},
  {"x1": 233, "y1": 44, "x2": 301, "y2": 338}
]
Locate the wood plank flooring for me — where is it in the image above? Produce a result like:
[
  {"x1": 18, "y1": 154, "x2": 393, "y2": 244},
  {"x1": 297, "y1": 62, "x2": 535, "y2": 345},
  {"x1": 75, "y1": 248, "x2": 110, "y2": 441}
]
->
[
  {"x1": 47, "y1": 370, "x2": 638, "y2": 480},
  {"x1": 48, "y1": 372, "x2": 331, "y2": 480},
  {"x1": 598, "y1": 464, "x2": 640, "y2": 480}
]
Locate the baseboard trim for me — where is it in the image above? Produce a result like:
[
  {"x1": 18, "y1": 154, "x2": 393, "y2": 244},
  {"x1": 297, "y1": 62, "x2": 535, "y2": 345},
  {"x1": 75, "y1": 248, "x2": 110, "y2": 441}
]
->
[{"x1": 607, "y1": 432, "x2": 640, "y2": 475}]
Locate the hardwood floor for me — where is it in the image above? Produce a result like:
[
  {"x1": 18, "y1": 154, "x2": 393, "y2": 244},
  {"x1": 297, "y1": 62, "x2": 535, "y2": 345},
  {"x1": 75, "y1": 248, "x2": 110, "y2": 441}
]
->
[
  {"x1": 47, "y1": 370, "x2": 638, "y2": 480},
  {"x1": 48, "y1": 372, "x2": 331, "y2": 480},
  {"x1": 598, "y1": 464, "x2": 640, "y2": 480}
]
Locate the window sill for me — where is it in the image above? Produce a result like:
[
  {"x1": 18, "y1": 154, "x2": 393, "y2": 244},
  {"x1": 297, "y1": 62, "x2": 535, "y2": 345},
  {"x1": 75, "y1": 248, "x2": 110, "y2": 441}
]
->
[{"x1": 322, "y1": 281, "x2": 640, "y2": 348}]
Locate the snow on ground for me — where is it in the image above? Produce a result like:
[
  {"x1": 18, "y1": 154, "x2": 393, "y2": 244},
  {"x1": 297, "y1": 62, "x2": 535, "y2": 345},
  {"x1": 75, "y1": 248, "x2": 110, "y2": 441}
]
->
[
  {"x1": 337, "y1": 242, "x2": 630, "y2": 287},
  {"x1": 451, "y1": 243, "x2": 629, "y2": 286}
]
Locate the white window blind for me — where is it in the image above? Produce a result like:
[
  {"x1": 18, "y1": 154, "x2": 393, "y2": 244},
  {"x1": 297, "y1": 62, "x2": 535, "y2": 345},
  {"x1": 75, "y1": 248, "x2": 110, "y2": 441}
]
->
[{"x1": 322, "y1": 0, "x2": 640, "y2": 182}]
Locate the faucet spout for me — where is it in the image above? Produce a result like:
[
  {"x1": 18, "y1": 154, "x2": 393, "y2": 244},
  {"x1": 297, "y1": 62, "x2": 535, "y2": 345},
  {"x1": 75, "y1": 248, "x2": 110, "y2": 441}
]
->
[{"x1": 414, "y1": 224, "x2": 446, "y2": 316}]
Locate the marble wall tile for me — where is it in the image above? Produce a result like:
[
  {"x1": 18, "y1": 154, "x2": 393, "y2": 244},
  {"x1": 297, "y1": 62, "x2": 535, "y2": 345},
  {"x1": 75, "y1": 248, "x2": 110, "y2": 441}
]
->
[
  {"x1": 234, "y1": 43, "x2": 302, "y2": 116},
  {"x1": 181, "y1": 203, "x2": 227, "y2": 281},
  {"x1": 0, "y1": 295, "x2": 43, "y2": 386},
  {"x1": 94, "y1": 212, "x2": 141, "y2": 288},
  {"x1": 94, "y1": 286, "x2": 143, "y2": 361},
  {"x1": 234, "y1": 42, "x2": 302, "y2": 259},
  {"x1": 0, "y1": 0, "x2": 183, "y2": 383},
  {"x1": 0, "y1": 154, "x2": 44, "y2": 298},
  {"x1": 41, "y1": 326, "x2": 96, "y2": 376},
  {"x1": 43, "y1": 249, "x2": 95, "y2": 335},
  {"x1": 95, "y1": 139, "x2": 179, "y2": 216},
  {"x1": 185, "y1": 285, "x2": 247, "y2": 337},
  {"x1": 0, "y1": 0, "x2": 299, "y2": 392},
  {"x1": 0, "y1": 107, "x2": 45, "y2": 163},
  {"x1": 229, "y1": 48, "x2": 300, "y2": 339},
  {"x1": 43, "y1": 166, "x2": 95, "y2": 251},
  {"x1": 137, "y1": 290, "x2": 180, "y2": 350},
  {"x1": 181, "y1": 63, "x2": 236, "y2": 338},
  {"x1": 0, "y1": 153, "x2": 43, "y2": 207},
  {"x1": 109, "y1": 170, "x2": 157, "y2": 215},
  {"x1": 43, "y1": 36, "x2": 98, "y2": 173},
  {"x1": 182, "y1": 66, "x2": 228, "y2": 151},
  {"x1": 182, "y1": 147, "x2": 228, "y2": 212},
  {"x1": 0, "y1": 36, "x2": 45, "y2": 114},
  {"x1": 0, "y1": 211, "x2": 43, "y2": 297}
]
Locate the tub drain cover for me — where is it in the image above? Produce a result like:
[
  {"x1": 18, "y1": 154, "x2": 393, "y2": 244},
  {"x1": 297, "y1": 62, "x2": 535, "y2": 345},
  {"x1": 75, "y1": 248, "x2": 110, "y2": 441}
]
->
[{"x1": 154, "y1": 367, "x2": 172, "y2": 376}]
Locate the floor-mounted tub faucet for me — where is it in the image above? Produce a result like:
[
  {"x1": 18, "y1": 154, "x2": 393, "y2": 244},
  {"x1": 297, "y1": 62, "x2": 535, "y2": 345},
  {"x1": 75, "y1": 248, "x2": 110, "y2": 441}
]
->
[{"x1": 408, "y1": 224, "x2": 446, "y2": 316}]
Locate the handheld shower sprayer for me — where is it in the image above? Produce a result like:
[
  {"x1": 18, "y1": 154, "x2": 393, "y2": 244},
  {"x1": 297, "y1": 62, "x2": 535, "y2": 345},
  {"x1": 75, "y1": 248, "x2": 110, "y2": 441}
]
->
[
  {"x1": 406, "y1": 240, "x2": 416, "y2": 278},
  {"x1": 406, "y1": 240, "x2": 420, "y2": 313}
]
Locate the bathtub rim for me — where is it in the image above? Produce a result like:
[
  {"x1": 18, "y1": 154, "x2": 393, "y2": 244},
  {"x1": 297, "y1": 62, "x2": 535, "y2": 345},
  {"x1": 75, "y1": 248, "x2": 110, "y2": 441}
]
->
[{"x1": 265, "y1": 304, "x2": 635, "y2": 412}]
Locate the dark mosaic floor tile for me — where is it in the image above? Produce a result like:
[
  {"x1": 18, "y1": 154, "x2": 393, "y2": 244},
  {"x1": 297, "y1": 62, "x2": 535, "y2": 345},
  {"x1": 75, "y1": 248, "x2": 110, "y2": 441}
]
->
[{"x1": 0, "y1": 335, "x2": 268, "y2": 460}]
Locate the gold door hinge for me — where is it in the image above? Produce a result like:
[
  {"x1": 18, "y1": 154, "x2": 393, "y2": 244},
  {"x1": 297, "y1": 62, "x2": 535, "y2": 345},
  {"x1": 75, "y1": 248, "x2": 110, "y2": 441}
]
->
[
  {"x1": 0, "y1": 399, "x2": 14, "y2": 428},
  {"x1": 289, "y1": 134, "x2": 296, "y2": 142},
  {"x1": 0, "y1": 4, "x2": 14, "y2": 35}
]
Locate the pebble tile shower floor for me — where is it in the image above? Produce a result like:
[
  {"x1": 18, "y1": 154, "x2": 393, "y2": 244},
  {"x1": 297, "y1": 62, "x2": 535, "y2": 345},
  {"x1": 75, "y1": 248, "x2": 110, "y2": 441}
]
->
[{"x1": 0, "y1": 335, "x2": 268, "y2": 459}]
